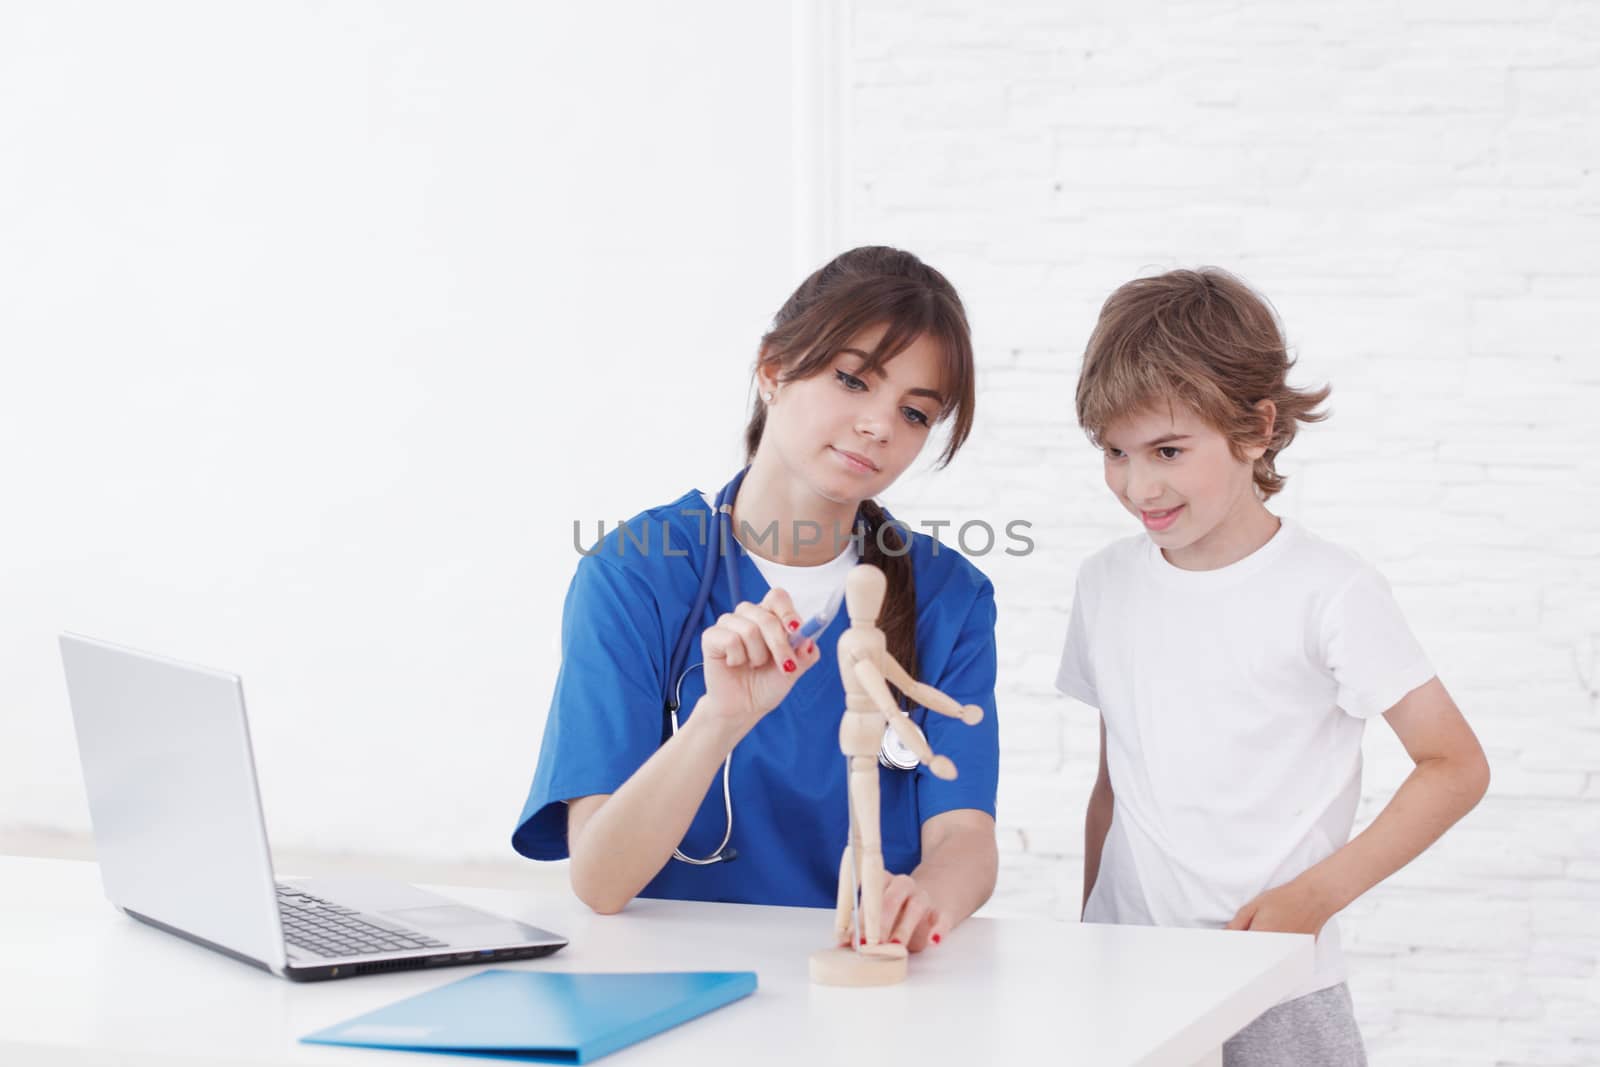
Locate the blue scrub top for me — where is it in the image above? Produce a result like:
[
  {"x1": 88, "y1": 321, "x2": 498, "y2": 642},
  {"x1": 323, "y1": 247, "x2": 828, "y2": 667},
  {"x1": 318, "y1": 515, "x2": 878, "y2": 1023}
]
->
[{"x1": 511, "y1": 488, "x2": 999, "y2": 908}]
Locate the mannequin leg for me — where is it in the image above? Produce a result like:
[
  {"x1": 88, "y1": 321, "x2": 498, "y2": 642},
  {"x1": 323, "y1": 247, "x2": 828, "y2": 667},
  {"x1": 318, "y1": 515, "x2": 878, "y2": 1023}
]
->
[
  {"x1": 832, "y1": 845, "x2": 855, "y2": 945},
  {"x1": 848, "y1": 753, "x2": 885, "y2": 945}
]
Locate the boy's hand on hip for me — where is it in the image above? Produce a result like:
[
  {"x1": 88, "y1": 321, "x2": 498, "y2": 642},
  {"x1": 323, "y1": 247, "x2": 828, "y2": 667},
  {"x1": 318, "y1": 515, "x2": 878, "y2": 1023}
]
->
[{"x1": 1226, "y1": 877, "x2": 1333, "y2": 936}]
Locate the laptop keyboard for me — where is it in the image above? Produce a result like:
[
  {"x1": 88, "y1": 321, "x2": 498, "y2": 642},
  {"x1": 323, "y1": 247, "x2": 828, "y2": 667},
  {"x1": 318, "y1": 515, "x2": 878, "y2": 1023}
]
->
[{"x1": 276, "y1": 884, "x2": 448, "y2": 958}]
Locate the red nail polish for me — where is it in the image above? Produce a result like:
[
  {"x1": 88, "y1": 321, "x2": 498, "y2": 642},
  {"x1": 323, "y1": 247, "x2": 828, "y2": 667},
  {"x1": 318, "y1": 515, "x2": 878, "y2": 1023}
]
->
[
  {"x1": 859, "y1": 936, "x2": 867, "y2": 945},
  {"x1": 805, "y1": 640, "x2": 815, "y2": 654},
  {"x1": 931, "y1": 933, "x2": 942, "y2": 945},
  {"x1": 783, "y1": 659, "x2": 796, "y2": 673},
  {"x1": 788, "y1": 619, "x2": 800, "y2": 631},
  {"x1": 890, "y1": 938, "x2": 901, "y2": 945}
]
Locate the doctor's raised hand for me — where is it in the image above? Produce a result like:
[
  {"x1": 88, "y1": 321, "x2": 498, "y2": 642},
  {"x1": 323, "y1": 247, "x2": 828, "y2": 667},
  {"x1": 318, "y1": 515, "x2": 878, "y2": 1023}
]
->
[
  {"x1": 511, "y1": 245, "x2": 1000, "y2": 935},
  {"x1": 697, "y1": 589, "x2": 824, "y2": 742}
]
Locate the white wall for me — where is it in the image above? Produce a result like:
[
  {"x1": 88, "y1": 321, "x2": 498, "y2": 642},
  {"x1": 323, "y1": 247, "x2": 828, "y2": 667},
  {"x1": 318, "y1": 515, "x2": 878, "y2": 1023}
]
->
[
  {"x1": 0, "y1": 2, "x2": 801, "y2": 860},
  {"x1": 837, "y1": 1, "x2": 1599, "y2": 1063}
]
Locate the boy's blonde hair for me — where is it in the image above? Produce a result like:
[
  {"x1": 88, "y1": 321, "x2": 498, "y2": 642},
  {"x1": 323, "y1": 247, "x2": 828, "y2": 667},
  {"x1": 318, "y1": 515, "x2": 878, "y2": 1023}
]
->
[{"x1": 1075, "y1": 267, "x2": 1330, "y2": 499}]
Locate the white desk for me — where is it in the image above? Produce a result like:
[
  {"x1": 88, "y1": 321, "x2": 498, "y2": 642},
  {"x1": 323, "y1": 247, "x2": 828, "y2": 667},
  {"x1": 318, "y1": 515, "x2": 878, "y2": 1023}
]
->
[{"x1": 0, "y1": 857, "x2": 1312, "y2": 1067}]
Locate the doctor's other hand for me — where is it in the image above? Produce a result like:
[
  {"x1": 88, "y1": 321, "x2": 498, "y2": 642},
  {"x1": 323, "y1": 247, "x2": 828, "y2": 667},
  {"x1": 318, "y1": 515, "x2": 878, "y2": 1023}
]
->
[
  {"x1": 845, "y1": 873, "x2": 941, "y2": 953},
  {"x1": 698, "y1": 588, "x2": 822, "y2": 737}
]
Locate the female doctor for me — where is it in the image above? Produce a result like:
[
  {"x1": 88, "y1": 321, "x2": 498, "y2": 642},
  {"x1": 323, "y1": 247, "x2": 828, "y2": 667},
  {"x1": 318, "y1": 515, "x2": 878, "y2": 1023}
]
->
[{"x1": 512, "y1": 246, "x2": 998, "y2": 953}]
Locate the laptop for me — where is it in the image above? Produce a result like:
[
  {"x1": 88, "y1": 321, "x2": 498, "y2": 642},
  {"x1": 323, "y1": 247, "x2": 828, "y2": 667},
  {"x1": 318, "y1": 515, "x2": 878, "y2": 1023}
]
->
[{"x1": 58, "y1": 632, "x2": 568, "y2": 982}]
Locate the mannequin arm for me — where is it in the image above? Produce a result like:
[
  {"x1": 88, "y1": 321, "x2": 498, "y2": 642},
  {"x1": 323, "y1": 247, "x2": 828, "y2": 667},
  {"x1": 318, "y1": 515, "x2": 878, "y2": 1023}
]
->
[
  {"x1": 876, "y1": 655, "x2": 984, "y2": 725},
  {"x1": 853, "y1": 658, "x2": 956, "y2": 781}
]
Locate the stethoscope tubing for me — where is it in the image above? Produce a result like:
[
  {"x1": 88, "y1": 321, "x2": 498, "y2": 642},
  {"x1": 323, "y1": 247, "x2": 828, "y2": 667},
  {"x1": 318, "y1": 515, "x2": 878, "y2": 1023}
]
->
[{"x1": 665, "y1": 469, "x2": 746, "y2": 865}]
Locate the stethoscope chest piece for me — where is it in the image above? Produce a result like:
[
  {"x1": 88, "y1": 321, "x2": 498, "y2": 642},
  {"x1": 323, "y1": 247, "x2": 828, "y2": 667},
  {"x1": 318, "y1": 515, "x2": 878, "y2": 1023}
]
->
[{"x1": 879, "y1": 720, "x2": 921, "y2": 771}]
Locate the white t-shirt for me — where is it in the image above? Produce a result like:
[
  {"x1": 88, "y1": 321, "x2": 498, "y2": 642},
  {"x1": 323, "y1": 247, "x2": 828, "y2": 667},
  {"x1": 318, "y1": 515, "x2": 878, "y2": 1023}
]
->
[
  {"x1": 699, "y1": 491, "x2": 859, "y2": 623},
  {"x1": 747, "y1": 543, "x2": 859, "y2": 624},
  {"x1": 1055, "y1": 518, "x2": 1435, "y2": 1001}
]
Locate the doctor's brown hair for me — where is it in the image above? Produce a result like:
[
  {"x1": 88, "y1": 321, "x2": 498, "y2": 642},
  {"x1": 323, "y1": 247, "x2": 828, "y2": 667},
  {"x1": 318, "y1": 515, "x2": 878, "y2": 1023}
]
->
[
  {"x1": 743, "y1": 245, "x2": 976, "y2": 690},
  {"x1": 1076, "y1": 267, "x2": 1329, "y2": 500}
]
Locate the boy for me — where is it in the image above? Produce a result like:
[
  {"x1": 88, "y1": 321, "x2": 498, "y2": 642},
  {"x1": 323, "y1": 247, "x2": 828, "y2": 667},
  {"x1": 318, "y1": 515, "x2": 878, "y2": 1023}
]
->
[{"x1": 1057, "y1": 269, "x2": 1490, "y2": 1066}]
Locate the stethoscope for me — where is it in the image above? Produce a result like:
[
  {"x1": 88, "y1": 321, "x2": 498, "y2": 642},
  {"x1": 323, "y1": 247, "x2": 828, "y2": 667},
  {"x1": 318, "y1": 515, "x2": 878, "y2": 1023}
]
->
[{"x1": 662, "y1": 467, "x2": 919, "y2": 866}]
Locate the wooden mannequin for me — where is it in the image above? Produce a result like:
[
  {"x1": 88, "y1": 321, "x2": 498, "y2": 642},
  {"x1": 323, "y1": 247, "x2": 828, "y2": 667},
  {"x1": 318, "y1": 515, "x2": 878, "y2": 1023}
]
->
[{"x1": 808, "y1": 564, "x2": 984, "y2": 987}]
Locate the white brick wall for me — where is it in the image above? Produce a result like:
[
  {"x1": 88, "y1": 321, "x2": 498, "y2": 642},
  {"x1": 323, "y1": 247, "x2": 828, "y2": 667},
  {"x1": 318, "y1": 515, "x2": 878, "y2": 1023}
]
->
[{"x1": 836, "y1": 2, "x2": 1600, "y2": 1062}]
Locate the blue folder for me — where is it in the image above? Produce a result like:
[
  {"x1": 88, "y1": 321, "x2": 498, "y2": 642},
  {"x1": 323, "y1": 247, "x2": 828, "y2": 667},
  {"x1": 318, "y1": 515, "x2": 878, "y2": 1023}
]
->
[{"x1": 302, "y1": 969, "x2": 758, "y2": 1063}]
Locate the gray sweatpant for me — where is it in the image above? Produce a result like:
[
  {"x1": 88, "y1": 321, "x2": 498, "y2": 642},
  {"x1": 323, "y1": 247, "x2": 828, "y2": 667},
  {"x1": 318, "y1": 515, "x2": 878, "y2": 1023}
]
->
[{"x1": 1223, "y1": 982, "x2": 1367, "y2": 1067}]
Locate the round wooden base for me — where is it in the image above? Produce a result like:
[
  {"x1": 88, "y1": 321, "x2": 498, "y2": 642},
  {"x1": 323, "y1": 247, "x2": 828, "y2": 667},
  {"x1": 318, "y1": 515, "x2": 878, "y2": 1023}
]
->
[{"x1": 808, "y1": 945, "x2": 909, "y2": 986}]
